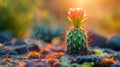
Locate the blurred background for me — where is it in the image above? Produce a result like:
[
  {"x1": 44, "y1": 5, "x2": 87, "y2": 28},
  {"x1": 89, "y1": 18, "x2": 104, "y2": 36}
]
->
[{"x1": 0, "y1": 0, "x2": 120, "y2": 49}]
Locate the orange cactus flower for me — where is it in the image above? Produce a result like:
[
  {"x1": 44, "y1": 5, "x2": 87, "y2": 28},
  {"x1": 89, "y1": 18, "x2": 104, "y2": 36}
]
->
[
  {"x1": 67, "y1": 8, "x2": 87, "y2": 28},
  {"x1": 27, "y1": 51, "x2": 40, "y2": 59},
  {"x1": 55, "y1": 52, "x2": 64, "y2": 59},
  {"x1": 103, "y1": 56, "x2": 118, "y2": 64},
  {"x1": 46, "y1": 54, "x2": 58, "y2": 63},
  {"x1": 2, "y1": 57, "x2": 12, "y2": 62},
  {"x1": 68, "y1": 8, "x2": 86, "y2": 20}
]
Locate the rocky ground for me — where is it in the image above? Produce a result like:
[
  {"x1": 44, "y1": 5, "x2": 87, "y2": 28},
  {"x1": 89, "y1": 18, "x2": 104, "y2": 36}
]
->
[{"x1": 0, "y1": 31, "x2": 120, "y2": 67}]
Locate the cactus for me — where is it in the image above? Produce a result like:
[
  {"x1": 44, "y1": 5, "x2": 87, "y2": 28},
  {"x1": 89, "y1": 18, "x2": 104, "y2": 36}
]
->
[
  {"x1": 66, "y1": 8, "x2": 87, "y2": 54},
  {"x1": 27, "y1": 51, "x2": 40, "y2": 59},
  {"x1": 2, "y1": 56, "x2": 12, "y2": 63}
]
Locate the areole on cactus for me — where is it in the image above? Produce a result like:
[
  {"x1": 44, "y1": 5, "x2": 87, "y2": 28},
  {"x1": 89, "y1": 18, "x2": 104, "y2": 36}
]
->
[{"x1": 66, "y1": 8, "x2": 87, "y2": 54}]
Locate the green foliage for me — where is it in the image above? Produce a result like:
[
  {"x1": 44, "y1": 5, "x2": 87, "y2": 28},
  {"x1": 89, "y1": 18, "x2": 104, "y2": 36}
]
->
[
  {"x1": 0, "y1": 0, "x2": 34, "y2": 38},
  {"x1": 60, "y1": 56, "x2": 94, "y2": 67},
  {"x1": 67, "y1": 28, "x2": 87, "y2": 54},
  {"x1": 60, "y1": 56, "x2": 71, "y2": 67},
  {"x1": 77, "y1": 62, "x2": 94, "y2": 67},
  {"x1": 92, "y1": 49, "x2": 109, "y2": 57},
  {"x1": 60, "y1": 56, "x2": 78, "y2": 67}
]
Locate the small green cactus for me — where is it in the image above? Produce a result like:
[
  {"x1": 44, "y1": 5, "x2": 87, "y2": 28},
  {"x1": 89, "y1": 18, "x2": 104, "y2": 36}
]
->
[
  {"x1": 66, "y1": 8, "x2": 87, "y2": 54},
  {"x1": 67, "y1": 28, "x2": 87, "y2": 54}
]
